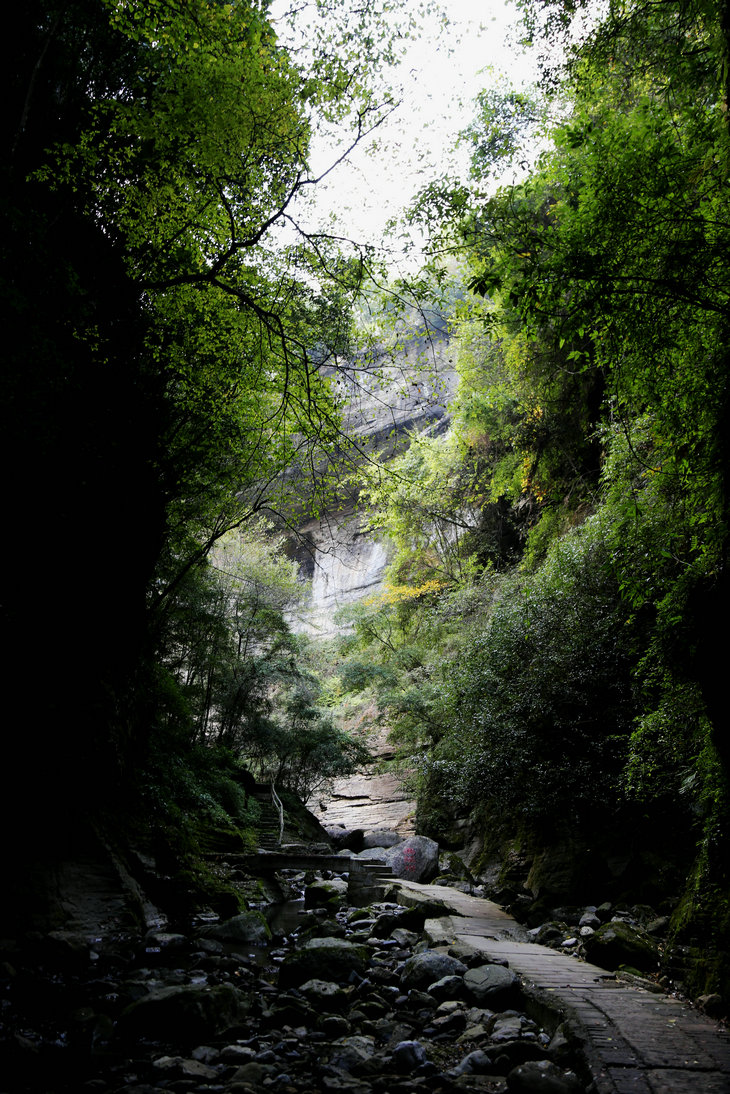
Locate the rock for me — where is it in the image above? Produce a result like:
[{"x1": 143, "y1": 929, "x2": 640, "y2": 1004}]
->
[
  {"x1": 320, "y1": 1013, "x2": 352, "y2": 1036},
  {"x1": 392, "y1": 1039, "x2": 428, "y2": 1071},
  {"x1": 424, "y1": 917, "x2": 456, "y2": 947},
  {"x1": 453, "y1": 1049, "x2": 494, "y2": 1075},
  {"x1": 326, "y1": 827, "x2": 366, "y2": 852},
  {"x1": 506, "y1": 1059, "x2": 583, "y2": 1092},
  {"x1": 299, "y1": 978, "x2": 351, "y2": 1012},
  {"x1": 278, "y1": 937, "x2": 369, "y2": 988},
  {"x1": 305, "y1": 877, "x2": 349, "y2": 909},
  {"x1": 428, "y1": 974, "x2": 467, "y2": 1000},
  {"x1": 438, "y1": 852, "x2": 475, "y2": 882},
  {"x1": 400, "y1": 951, "x2": 467, "y2": 990},
  {"x1": 464, "y1": 964, "x2": 520, "y2": 1007},
  {"x1": 489, "y1": 1040, "x2": 548, "y2": 1068},
  {"x1": 44, "y1": 930, "x2": 91, "y2": 967},
  {"x1": 384, "y1": 836, "x2": 440, "y2": 882},
  {"x1": 698, "y1": 993, "x2": 725, "y2": 1017},
  {"x1": 201, "y1": 910, "x2": 271, "y2": 944},
  {"x1": 329, "y1": 1034, "x2": 377, "y2": 1074},
  {"x1": 180, "y1": 1057, "x2": 219, "y2": 1080},
  {"x1": 219, "y1": 1044, "x2": 256, "y2": 1061},
  {"x1": 578, "y1": 912, "x2": 600, "y2": 929},
  {"x1": 118, "y1": 982, "x2": 247, "y2": 1041},
  {"x1": 363, "y1": 829, "x2": 401, "y2": 848},
  {"x1": 491, "y1": 1014, "x2": 525, "y2": 1042},
  {"x1": 230, "y1": 1061, "x2": 278, "y2": 1085},
  {"x1": 534, "y1": 923, "x2": 564, "y2": 946},
  {"x1": 390, "y1": 927, "x2": 419, "y2": 947},
  {"x1": 370, "y1": 907, "x2": 429, "y2": 937},
  {"x1": 583, "y1": 920, "x2": 659, "y2": 973},
  {"x1": 145, "y1": 931, "x2": 188, "y2": 950}
]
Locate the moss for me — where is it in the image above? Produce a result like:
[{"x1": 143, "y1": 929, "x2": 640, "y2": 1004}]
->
[{"x1": 670, "y1": 870, "x2": 730, "y2": 999}]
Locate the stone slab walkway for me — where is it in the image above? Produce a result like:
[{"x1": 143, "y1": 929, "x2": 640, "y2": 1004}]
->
[{"x1": 395, "y1": 880, "x2": 730, "y2": 1094}]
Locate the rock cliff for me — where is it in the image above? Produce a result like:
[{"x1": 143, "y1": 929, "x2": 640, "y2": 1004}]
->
[{"x1": 289, "y1": 329, "x2": 456, "y2": 635}]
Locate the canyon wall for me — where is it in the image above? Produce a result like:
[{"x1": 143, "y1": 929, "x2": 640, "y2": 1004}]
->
[{"x1": 288, "y1": 327, "x2": 458, "y2": 636}]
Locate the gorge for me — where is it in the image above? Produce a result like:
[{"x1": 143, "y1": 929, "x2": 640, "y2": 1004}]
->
[{"x1": 5, "y1": 0, "x2": 730, "y2": 1088}]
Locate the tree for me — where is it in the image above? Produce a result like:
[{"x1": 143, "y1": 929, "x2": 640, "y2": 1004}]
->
[{"x1": 1, "y1": 0, "x2": 407, "y2": 833}]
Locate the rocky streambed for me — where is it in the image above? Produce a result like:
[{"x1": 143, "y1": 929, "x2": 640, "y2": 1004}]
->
[{"x1": 2, "y1": 860, "x2": 588, "y2": 1094}]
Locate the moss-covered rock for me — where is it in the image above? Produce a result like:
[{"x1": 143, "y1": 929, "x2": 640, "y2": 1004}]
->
[
  {"x1": 201, "y1": 910, "x2": 271, "y2": 944},
  {"x1": 278, "y1": 937, "x2": 370, "y2": 988},
  {"x1": 583, "y1": 920, "x2": 659, "y2": 973}
]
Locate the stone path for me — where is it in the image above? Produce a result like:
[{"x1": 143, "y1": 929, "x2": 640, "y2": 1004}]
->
[{"x1": 395, "y1": 880, "x2": 730, "y2": 1094}]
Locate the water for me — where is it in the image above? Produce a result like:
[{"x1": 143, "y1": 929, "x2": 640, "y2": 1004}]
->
[{"x1": 264, "y1": 898, "x2": 306, "y2": 937}]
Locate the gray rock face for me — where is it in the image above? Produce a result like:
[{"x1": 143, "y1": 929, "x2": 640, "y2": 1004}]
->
[
  {"x1": 454, "y1": 1049, "x2": 494, "y2": 1075},
  {"x1": 428, "y1": 973, "x2": 467, "y2": 1000},
  {"x1": 400, "y1": 951, "x2": 467, "y2": 990},
  {"x1": 384, "y1": 835, "x2": 440, "y2": 882},
  {"x1": 464, "y1": 964, "x2": 520, "y2": 1006},
  {"x1": 289, "y1": 334, "x2": 456, "y2": 641},
  {"x1": 314, "y1": 724, "x2": 416, "y2": 838}
]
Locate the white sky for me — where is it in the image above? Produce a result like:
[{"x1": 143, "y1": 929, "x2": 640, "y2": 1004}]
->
[{"x1": 304, "y1": 0, "x2": 538, "y2": 265}]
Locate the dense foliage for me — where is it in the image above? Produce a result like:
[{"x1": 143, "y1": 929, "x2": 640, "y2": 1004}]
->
[
  {"x1": 2, "y1": 0, "x2": 399, "y2": 840},
  {"x1": 330, "y1": 0, "x2": 730, "y2": 993}
]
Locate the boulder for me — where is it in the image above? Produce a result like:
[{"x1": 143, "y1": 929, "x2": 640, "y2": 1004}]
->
[
  {"x1": 583, "y1": 920, "x2": 659, "y2": 973},
  {"x1": 118, "y1": 983, "x2": 246, "y2": 1041},
  {"x1": 201, "y1": 910, "x2": 271, "y2": 945},
  {"x1": 326, "y1": 827, "x2": 365, "y2": 852},
  {"x1": 507, "y1": 1059, "x2": 583, "y2": 1092},
  {"x1": 392, "y1": 1040, "x2": 428, "y2": 1072},
  {"x1": 304, "y1": 876, "x2": 349, "y2": 909},
  {"x1": 278, "y1": 937, "x2": 369, "y2": 988},
  {"x1": 363, "y1": 829, "x2": 401, "y2": 848},
  {"x1": 400, "y1": 951, "x2": 467, "y2": 990},
  {"x1": 464, "y1": 964, "x2": 520, "y2": 1008},
  {"x1": 384, "y1": 836, "x2": 440, "y2": 882},
  {"x1": 298, "y1": 978, "x2": 351, "y2": 1012},
  {"x1": 329, "y1": 1034, "x2": 377, "y2": 1074}
]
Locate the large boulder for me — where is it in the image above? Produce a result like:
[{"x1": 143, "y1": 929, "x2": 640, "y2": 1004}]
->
[
  {"x1": 583, "y1": 920, "x2": 659, "y2": 973},
  {"x1": 118, "y1": 983, "x2": 246, "y2": 1042},
  {"x1": 201, "y1": 910, "x2": 271, "y2": 945},
  {"x1": 363, "y1": 829, "x2": 401, "y2": 848},
  {"x1": 278, "y1": 937, "x2": 369, "y2": 988},
  {"x1": 400, "y1": 951, "x2": 467, "y2": 990},
  {"x1": 464, "y1": 964, "x2": 521, "y2": 1008},
  {"x1": 325, "y1": 826, "x2": 365, "y2": 852},
  {"x1": 385, "y1": 836, "x2": 440, "y2": 882},
  {"x1": 304, "y1": 876, "x2": 348, "y2": 909}
]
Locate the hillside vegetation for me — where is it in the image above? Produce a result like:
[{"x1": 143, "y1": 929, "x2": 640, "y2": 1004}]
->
[
  {"x1": 4, "y1": 0, "x2": 730, "y2": 1002},
  {"x1": 327, "y1": 0, "x2": 730, "y2": 998}
]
